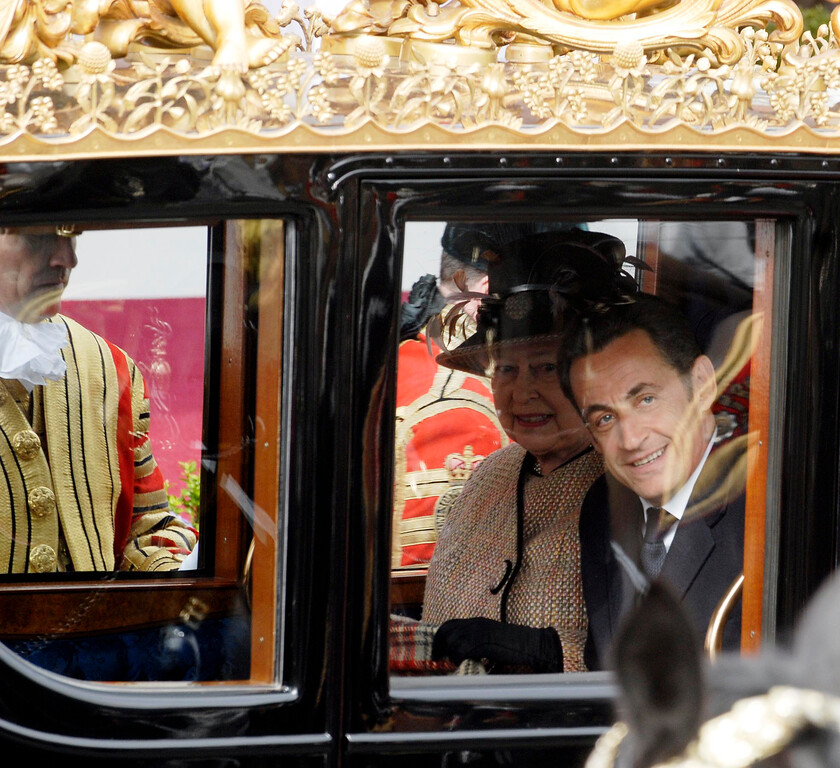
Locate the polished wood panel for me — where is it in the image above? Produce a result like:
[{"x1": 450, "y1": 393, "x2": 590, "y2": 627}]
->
[
  {"x1": 0, "y1": 580, "x2": 242, "y2": 638},
  {"x1": 250, "y1": 221, "x2": 286, "y2": 683},
  {"x1": 638, "y1": 220, "x2": 660, "y2": 294},
  {"x1": 390, "y1": 570, "x2": 427, "y2": 615},
  {"x1": 741, "y1": 219, "x2": 775, "y2": 653},
  {"x1": 213, "y1": 223, "x2": 251, "y2": 582}
]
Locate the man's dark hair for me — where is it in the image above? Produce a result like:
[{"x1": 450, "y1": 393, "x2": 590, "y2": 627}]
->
[{"x1": 559, "y1": 293, "x2": 702, "y2": 409}]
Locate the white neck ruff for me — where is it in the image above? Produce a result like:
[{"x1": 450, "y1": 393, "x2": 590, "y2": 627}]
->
[{"x1": 0, "y1": 312, "x2": 69, "y2": 392}]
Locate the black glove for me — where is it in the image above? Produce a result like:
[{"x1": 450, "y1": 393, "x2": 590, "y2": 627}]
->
[{"x1": 432, "y1": 617, "x2": 563, "y2": 673}]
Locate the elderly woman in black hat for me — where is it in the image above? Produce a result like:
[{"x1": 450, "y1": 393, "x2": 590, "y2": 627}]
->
[{"x1": 421, "y1": 228, "x2": 638, "y2": 673}]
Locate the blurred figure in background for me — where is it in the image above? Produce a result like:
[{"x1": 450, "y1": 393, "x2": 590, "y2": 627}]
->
[{"x1": 392, "y1": 223, "x2": 507, "y2": 587}]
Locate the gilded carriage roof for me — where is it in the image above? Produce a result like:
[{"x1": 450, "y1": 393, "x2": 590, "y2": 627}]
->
[{"x1": 2, "y1": 0, "x2": 840, "y2": 159}]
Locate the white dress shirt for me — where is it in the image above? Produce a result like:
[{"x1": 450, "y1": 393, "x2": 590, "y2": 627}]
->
[{"x1": 641, "y1": 430, "x2": 716, "y2": 552}]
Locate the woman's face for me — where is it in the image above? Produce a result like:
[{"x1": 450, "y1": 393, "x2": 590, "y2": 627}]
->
[{"x1": 491, "y1": 340, "x2": 589, "y2": 474}]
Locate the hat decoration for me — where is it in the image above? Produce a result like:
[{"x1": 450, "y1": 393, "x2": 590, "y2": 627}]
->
[{"x1": 435, "y1": 228, "x2": 648, "y2": 376}]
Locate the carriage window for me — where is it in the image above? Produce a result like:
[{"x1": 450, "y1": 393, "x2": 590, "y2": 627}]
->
[
  {"x1": 0, "y1": 220, "x2": 286, "y2": 685},
  {"x1": 390, "y1": 218, "x2": 774, "y2": 677}
]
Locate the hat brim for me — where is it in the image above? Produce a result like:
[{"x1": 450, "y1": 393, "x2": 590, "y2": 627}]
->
[{"x1": 436, "y1": 331, "x2": 563, "y2": 377}]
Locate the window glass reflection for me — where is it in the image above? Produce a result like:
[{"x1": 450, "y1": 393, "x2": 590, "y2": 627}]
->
[
  {"x1": 391, "y1": 219, "x2": 762, "y2": 677},
  {"x1": 0, "y1": 226, "x2": 200, "y2": 574},
  {"x1": 0, "y1": 220, "x2": 286, "y2": 685},
  {"x1": 63, "y1": 227, "x2": 207, "y2": 555}
]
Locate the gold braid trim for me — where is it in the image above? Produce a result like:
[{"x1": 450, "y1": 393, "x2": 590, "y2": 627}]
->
[
  {"x1": 43, "y1": 316, "x2": 120, "y2": 571},
  {"x1": 0, "y1": 380, "x2": 60, "y2": 573},
  {"x1": 585, "y1": 686, "x2": 840, "y2": 768},
  {"x1": 393, "y1": 361, "x2": 508, "y2": 569},
  {"x1": 393, "y1": 421, "x2": 410, "y2": 569}
]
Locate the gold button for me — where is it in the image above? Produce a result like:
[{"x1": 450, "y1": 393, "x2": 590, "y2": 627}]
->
[
  {"x1": 29, "y1": 544, "x2": 57, "y2": 573},
  {"x1": 13, "y1": 430, "x2": 41, "y2": 460},
  {"x1": 29, "y1": 487, "x2": 56, "y2": 518}
]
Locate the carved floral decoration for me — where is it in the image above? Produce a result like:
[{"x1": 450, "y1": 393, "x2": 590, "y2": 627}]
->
[{"x1": 2, "y1": 0, "x2": 840, "y2": 145}]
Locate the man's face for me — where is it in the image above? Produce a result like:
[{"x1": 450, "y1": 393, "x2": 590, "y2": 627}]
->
[
  {"x1": 491, "y1": 340, "x2": 590, "y2": 474},
  {"x1": 438, "y1": 270, "x2": 489, "y2": 320},
  {"x1": 569, "y1": 329, "x2": 716, "y2": 505},
  {"x1": 0, "y1": 229, "x2": 78, "y2": 322}
]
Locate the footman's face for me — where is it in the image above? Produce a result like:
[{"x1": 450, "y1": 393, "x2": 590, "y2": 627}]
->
[{"x1": 0, "y1": 228, "x2": 78, "y2": 322}]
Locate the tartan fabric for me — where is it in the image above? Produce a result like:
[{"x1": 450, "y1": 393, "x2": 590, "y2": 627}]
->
[{"x1": 389, "y1": 615, "x2": 486, "y2": 675}]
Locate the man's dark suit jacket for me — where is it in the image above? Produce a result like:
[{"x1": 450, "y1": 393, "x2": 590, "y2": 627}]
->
[{"x1": 580, "y1": 436, "x2": 747, "y2": 670}]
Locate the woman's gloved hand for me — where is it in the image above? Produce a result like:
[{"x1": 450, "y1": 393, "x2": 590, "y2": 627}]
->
[{"x1": 432, "y1": 617, "x2": 563, "y2": 673}]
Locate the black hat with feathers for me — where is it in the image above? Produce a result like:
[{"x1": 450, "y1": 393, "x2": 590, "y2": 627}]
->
[{"x1": 435, "y1": 228, "x2": 645, "y2": 376}]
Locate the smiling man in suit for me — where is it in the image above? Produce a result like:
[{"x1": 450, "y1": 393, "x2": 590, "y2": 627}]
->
[{"x1": 559, "y1": 293, "x2": 746, "y2": 670}]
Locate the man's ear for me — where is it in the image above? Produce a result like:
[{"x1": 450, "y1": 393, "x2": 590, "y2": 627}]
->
[{"x1": 691, "y1": 354, "x2": 717, "y2": 411}]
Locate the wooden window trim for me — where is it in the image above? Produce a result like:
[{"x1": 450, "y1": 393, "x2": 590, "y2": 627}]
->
[
  {"x1": 0, "y1": 219, "x2": 287, "y2": 686},
  {"x1": 249, "y1": 221, "x2": 285, "y2": 683},
  {"x1": 740, "y1": 219, "x2": 775, "y2": 652},
  {"x1": 0, "y1": 580, "x2": 241, "y2": 639}
]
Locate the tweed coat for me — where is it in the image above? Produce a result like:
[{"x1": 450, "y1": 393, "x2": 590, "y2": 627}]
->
[{"x1": 422, "y1": 443, "x2": 604, "y2": 672}]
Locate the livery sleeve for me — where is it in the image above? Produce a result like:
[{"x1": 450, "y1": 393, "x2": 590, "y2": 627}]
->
[{"x1": 119, "y1": 364, "x2": 198, "y2": 572}]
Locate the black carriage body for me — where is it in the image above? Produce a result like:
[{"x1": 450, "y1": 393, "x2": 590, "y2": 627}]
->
[{"x1": 0, "y1": 151, "x2": 836, "y2": 767}]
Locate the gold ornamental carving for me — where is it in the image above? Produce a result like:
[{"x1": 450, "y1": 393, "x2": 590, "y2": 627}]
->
[
  {"x1": 333, "y1": 0, "x2": 802, "y2": 65},
  {"x1": 584, "y1": 687, "x2": 840, "y2": 768},
  {"x1": 3, "y1": 0, "x2": 840, "y2": 154},
  {"x1": 0, "y1": 1, "x2": 301, "y2": 70}
]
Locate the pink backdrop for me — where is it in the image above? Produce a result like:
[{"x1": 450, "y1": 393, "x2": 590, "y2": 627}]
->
[{"x1": 61, "y1": 297, "x2": 206, "y2": 494}]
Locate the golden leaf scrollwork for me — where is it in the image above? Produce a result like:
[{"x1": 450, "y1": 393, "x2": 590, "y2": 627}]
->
[
  {"x1": 3, "y1": 0, "x2": 840, "y2": 151},
  {"x1": 0, "y1": 0, "x2": 301, "y2": 70},
  {"x1": 0, "y1": 58, "x2": 63, "y2": 134},
  {"x1": 383, "y1": 0, "x2": 803, "y2": 64}
]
